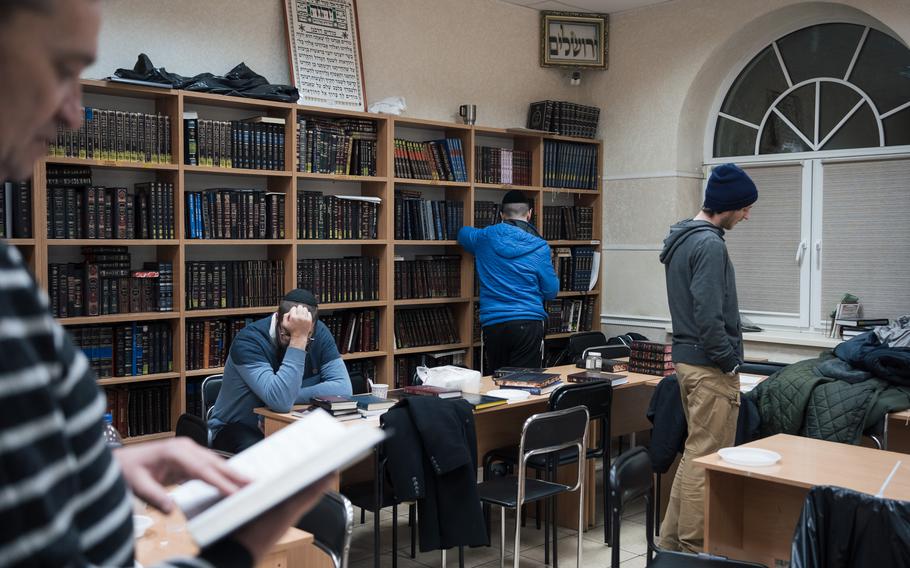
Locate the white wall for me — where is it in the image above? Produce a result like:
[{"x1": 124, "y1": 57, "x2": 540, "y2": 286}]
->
[{"x1": 88, "y1": 0, "x2": 592, "y2": 127}]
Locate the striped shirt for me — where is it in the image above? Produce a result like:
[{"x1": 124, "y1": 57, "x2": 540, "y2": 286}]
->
[{"x1": 0, "y1": 243, "x2": 227, "y2": 567}]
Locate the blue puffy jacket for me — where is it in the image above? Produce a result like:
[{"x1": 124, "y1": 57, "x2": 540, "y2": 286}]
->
[{"x1": 458, "y1": 222, "x2": 559, "y2": 327}]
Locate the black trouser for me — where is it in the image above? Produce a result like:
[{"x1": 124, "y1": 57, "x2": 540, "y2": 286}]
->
[
  {"x1": 482, "y1": 319, "x2": 545, "y2": 373},
  {"x1": 212, "y1": 422, "x2": 264, "y2": 453}
]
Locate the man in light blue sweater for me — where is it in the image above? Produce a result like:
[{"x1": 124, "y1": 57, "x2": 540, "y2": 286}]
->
[{"x1": 209, "y1": 289, "x2": 353, "y2": 452}]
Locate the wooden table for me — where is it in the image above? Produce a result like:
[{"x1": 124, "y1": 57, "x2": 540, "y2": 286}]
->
[
  {"x1": 135, "y1": 501, "x2": 314, "y2": 567},
  {"x1": 255, "y1": 364, "x2": 660, "y2": 529},
  {"x1": 696, "y1": 433, "x2": 910, "y2": 567}
]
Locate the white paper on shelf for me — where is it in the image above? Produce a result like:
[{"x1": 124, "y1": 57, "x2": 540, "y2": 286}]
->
[
  {"x1": 336, "y1": 195, "x2": 382, "y2": 203},
  {"x1": 588, "y1": 251, "x2": 601, "y2": 291}
]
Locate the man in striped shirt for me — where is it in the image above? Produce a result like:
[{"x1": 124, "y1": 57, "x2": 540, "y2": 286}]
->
[{"x1": 0, "y1": 1, "x2": 331, "y2": 566}]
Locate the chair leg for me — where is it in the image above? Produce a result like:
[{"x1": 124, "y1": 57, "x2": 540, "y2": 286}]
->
[
  {"x1": 392, "y1": 503, "x2": 399, "y2": 568},
  {"x1": 500, "y1": 506, "x2": 507, "y2": 568},
  {"x1": 513, "y1": 504, "x2": 523, "y2": 568},
  {"x1": 536, "y1": 469, "x2": 542, "y2": 530},
  {"x1": 552, "y1": 461, "x2": 559, "y2": 568},
  {"x1": 459, "y1": 545, "x2": 465, "y2": 568},
  {"x1": 544, "y1": 497, "x2": 550, "y2": 565},
  {"x1": 409, "y1": 504, "x2": 417, "y2": 559},
  {"x1": 603, "y1": 453, "x2": 611, "y2": 545},
  {"x1": 654, "y1": 473, "x2": 661, "y2": 538}
]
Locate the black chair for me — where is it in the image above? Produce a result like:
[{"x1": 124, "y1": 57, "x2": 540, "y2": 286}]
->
[
  {"x1": 579, "y1": 344, "x2": 632, "y2": 364},
  {"x1": 609, "y1": 446, "x2": 766, "y2": 568},
  {"x1": 477, "y1": 406, "x2": 589, "y2": 568},
  {"x1": 566, "y1": 331, "x2": 608, "y2": 364},
  {"x1": 297, "y1": 492, "x2": 355, "y2": 568},
  {"x1": 201, "y1": 374, "x2": 223, "y2": 421},
  {"x1": 484, "y1": 380, "x2": 614, "y2": 555},
  {"x1": 349, "y1": 371, "x2": 369, "y2": 395},
  {"x1": 175, "y1": 413, "x2": 208, "y2": 446}
]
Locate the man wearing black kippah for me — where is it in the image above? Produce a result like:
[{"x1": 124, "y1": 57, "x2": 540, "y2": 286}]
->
[
  {"x1": 658, "y1": 163, "x2": 758, "y2": 552},
  {"x1": 458, "y1": 190, "x2": 559, "y2": 372},
  {"x1": 209, "y1": 288, "x2": 353, "y2": 453}
]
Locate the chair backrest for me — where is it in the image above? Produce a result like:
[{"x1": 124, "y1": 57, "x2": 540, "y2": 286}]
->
[
  {"x1": 175, "y1": 413, "x2": 208, "y2": 447},
  {"x1": 550, "y1": 381, "x2": 613, "y2": 456},
  {"x1": 581, "y1": 344, "x2": 631, "y2": 362},
  {"x1": 519, "y1": 406, "x2": 589, "y2": 489},
  {"x1": 201, "y1": 374, "x2": 223, "y2": 421},
  {"x1": 567, "y1": 331, "x2": 608, "y2": 364},
  {"x1": 608, "y1": 446, "x2": 655, "y2": 567},
  {"x1": 349, "y1": 371, "x2": 369, "y2": 395},
  {"x1": 297, "y1": 492, "x2": 355, "y2": 568}
]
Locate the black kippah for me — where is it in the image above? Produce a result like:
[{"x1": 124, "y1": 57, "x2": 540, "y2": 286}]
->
[
  {"x1": 283, "y1": 288, "x2": 318, "y2": 307},
  {"x1": 502, "y1": 189, "x2": 530, "y2": 206}
]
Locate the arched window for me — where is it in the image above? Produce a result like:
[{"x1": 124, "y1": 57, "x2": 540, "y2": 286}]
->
[
  {"x1": 707, "y1": 23, "x2": 910, "y2": 332},
  {"x1": 714, "y1": 23, "x2": 910, "y2": 157}
]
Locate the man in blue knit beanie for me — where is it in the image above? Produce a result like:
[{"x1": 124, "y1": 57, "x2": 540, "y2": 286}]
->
[{"x1": 657, "y1": 163, "x2": 758, "y2": 552}]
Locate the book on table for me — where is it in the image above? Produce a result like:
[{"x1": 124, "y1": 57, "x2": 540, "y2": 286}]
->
[
  {"x1": 493, "y1": 371, "x2": 561, "y2": 389},
  {"x1": 497, "y1": 381, "x2": 564, "y2": 396},
  {"x1": 566, "y1": 370, "x2": 629, "y2": 386},
  {"x1": 351, "y1": 393, "x2": 397, "y2": 411},
  {"x1": 170, "y1": 409, "x2": 386, "y2": 548},
  {"x1": 401, "y1": 384, "x2": 462, "y2": 399},
  {"x1": 492, "y1": 366, "x2": 548, "y2": 379},
  {"x1": 460, "y1": 392, "x2": 509, "y2": 410},
  {"x1": 311, "y1": 395, "x2": 357, "y2": 411}
]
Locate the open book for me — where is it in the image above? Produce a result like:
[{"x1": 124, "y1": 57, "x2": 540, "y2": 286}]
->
[{"x1": 170, "y1": 409, "x2": 385, "y2": 547}]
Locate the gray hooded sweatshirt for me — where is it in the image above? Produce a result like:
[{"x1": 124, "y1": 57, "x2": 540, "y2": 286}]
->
[{"x1": 659, "y1": 219, "x2": 743, "y2": 373}]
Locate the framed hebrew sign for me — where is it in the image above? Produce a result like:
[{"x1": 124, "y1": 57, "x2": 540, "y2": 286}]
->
[
  {"x1": 284, "y1": 0, "x2": 367, "y2": 110},
  {"x1": 540, "y1": 11, "x2": 609, "y2": 69}
]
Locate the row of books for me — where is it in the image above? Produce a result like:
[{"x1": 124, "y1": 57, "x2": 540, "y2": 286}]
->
[
  {"x1": 297, "y1": 116, "x2": 378, "y2": 176},
  {"x1": 49, "y1": 250, "x2": 173, "y2": 317},
  {"x1": 47, "y1": 177, "x2": 175, "y2": 240},
  {"x1": 296, "y1": 257, "x2": 380, "y2": 304},
  {"x1": 394, "y1": 192, "x2": 464, "y2": 241},
  {"x1": 543, "y1": 141, "x2": 598, "y2": 190},
  {"x1": 183, "y1": 114, "x2": 285, "y2": 171},
  {"x1": 0, "y1": 181, "x2": 32, "y2": 238},
  {"x1": 474, "y1": 201, "x2": 502, "y2": 229},
  {"x1": 394, "y1": 306, "x2": 459, "y2": 349},
  {"x1": 73, "y1": 322, "x2": 173, "y2": 378},
  {"x1": 474, "y1": 147, "x2": 532, "y2": 186},
  {"x1": 629, "y1": 341, "x2": 674, "y2": 376},
  {"x1": 185, "y1": 189, "x2": 286, "y2": 240},
  {"x1": 346, "y1": 360, "x2": 377, "y2": 385},
  {"x1": 553, "y1": 246, "x2": 596, "y2": 292},
  {"x1": 545, "y1": 297, "x2": 598, "y2": 334},
  {"x1": 394, "y1": 349, "x2": 467, "y2": 388},
  {"x1": 104, "y1": 382, "x2": 172, "y2": 438},
  {"x1": 541, "y1": 206, "x2": 594, "y2": 241},
  {"x1": 296, "y1": 191, "x2": 380, "y2": 240},
  {"x1": 321, "y1": 308, "x2": 380, "y2": 354},
  {"x1": 527, "y1": 100, "x2": 601, "y2": 139},
  {"x1": 50, "y1": 107, "x2": 172, "y2": 164},
  {"x1": 185, "y1": 260, "x2": 285, "y2": 310},
  {"x1": 393, "y1": 138, "x2": 468, "y2": 182},
  {"x1": 185, "y1": 316, "x2": 255, "y2": 371},
  {"x1": 394, "y1": 255, "x2": 461, "y2": 299}
]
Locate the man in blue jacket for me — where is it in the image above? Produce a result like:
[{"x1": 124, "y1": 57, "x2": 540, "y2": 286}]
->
[
  {"x1": 458, "y1": 190, "x2": 559, "y2": 373},
  {"x1": 209, "y1": 288, "x2": 353, "y2": 452},
  {"x1": 658, "y1": 163, "x2": 757, "y2": 553}
]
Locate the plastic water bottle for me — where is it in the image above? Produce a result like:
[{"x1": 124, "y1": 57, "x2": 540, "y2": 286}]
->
[{"x1": 102, "y1": 413, "x2": 124, "y2": 448}]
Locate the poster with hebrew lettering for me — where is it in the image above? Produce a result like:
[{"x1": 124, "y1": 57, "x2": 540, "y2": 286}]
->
[
  {"x1": 540, "y1": 12, "x2": 609, "y2": 69},
  {"x1": 284, "y1": 0, "x2": 366, "y2": 111}
]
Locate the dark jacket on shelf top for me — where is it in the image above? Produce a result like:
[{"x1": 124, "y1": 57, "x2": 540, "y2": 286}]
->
[{"x1": 382, "y1": 396, "x2": 489, "y2": 552}]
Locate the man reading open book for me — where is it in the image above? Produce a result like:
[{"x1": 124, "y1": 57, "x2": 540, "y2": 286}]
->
[{"x1": 209, "y1": 288, "x2": 353, "y2": 453}]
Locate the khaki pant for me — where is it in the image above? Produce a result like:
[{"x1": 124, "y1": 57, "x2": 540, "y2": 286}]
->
[{"x1": 659, "y1": 362, "x2": 740, "y2": 553}]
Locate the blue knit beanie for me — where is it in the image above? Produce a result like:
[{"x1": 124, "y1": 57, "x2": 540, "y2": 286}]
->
[{"x1": 703, "y1": 164, "x2": 758, "y2": 213}]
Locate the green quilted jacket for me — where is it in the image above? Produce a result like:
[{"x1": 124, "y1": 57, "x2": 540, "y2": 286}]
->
[{"x1": 746, "y1": 351, "x2": 910, "y2": 444}]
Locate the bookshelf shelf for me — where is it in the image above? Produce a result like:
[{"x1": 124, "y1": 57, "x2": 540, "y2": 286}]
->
[
  {"x1": 34, "y1": 80, "x2": 602, "y2": 441},
  {"x1": 474, "y1": 182, "x2": 540, "y2": 192},
  {"x1": 4, "y1": 238, "x2": 35, "y2": 246},
  {"x1": 122, "y1": 431, "x2": 176, "y2": 445},
  {"x1": 395, "y1": 297, "x2": 469, "y2": 306},
  {"x1": 97, "y1": 372, "x2": 181, "y2": 386},
  {"x1": 185, "y1": 367, "x2": 225, "y2": 378},
  {"x1": 296, "y1": 172, "x2": 388, "y2": 183},
  {"x1": 320, "y1": 300, "x2": 387, "y2": 310},
  {"x1": 184, "y1": 239, "x2": 293, "y2": 246},
  {"x1": 393, "y1": 178, "x2": 470, "y2": 188},
  {"x1": 183, "y1": 165, "x2": 292, "y2": 177},
  {"x1": 341, "y1": 350, "x2": 387, "y2": 361},
  {"x1": 297, "y1": 239, "x2": 387, "y2": 246},
  {"x1": 394, "y1": 343, "x2": 470, "y2": 356},
  {"x1": 47, "y1": 239, "x2": 179, "y2": 246},
  {"x1": 184, "y1": 306, "x2": 276, "y2": 318},
  {"x1": 543, "y1": 187, "x2": 600, "y2": 195},
  {"x1": 45, "y1": 156, "x2": 179, "y2": 171},
  {"x1": 59, "y1": 312, "x2": 178, "y2": 326}
]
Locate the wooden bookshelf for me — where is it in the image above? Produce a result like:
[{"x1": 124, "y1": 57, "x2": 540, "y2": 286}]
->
[{"x1": 23, "y1": 79, "x2": 602, "y2": 441}]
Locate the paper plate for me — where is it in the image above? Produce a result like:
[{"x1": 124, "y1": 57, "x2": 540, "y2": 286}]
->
[
  {"x1": 718, "y1": 447, "x2": 781, "y2": 467},
  {"x1": 486, "y1": 389, "x2": 531, "y2": 402}
]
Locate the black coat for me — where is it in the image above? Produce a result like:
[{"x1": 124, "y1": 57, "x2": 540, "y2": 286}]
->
[
  {"x1": 646, "y1": 374, "x2": 761, "y2": 473},
  {"x1": 382, "y1": 397, "x2": 489, "y2": 551}
]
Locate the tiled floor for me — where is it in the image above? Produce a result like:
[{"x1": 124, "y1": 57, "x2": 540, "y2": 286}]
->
[{"x1": 347, "y1": 471, "x2": 651, "y2": 568}]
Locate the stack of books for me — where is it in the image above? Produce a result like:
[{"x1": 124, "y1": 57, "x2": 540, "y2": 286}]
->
[
  {"x1": 493, "y1": 369, "x2": 562, "y2": 396},
  {"x1": 527, "y1": 100, "x2": 600, "y2": 139},
  {"x1": 350, "y1": 394, "x2": 396, "y2": 418},
  {"x1": 566, "y1": 370, "x2": 628, "y2": 386},
  {"x1": 311, "y1": 395, "x2": 360, "y2": 422},
  {"x1": 837, "y1": 317, "x2": 889, "y2": 339},
  {"x1": 401, "y1": 384, "x2": 462, "y2": 399},
  {"x1": 629, "y1": 341, "x2": 674, "y2": 376}
]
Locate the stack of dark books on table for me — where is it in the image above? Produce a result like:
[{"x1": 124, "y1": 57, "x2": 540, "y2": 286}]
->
[
  {"x1": 492, "y1": 368, "x2": 562, "y2": 396},
  {"x1": 629, "y1": 341, "x2": 674, "y2": 376},
  {"x1": 311, "y1": 395, "x2": 360, "y2": 422},
  {"x1": 837, "y1": 317, "x2": 889, "y2": 340}
]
